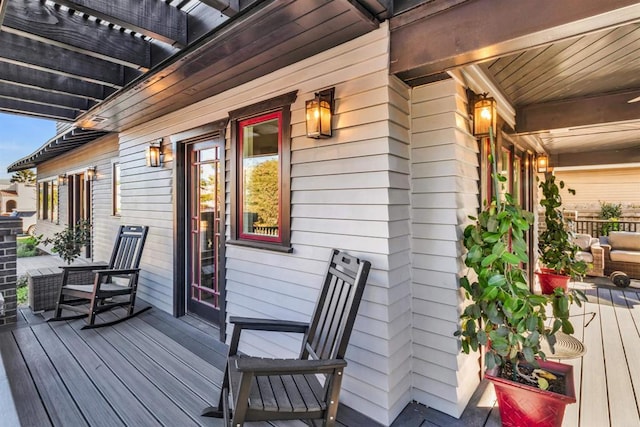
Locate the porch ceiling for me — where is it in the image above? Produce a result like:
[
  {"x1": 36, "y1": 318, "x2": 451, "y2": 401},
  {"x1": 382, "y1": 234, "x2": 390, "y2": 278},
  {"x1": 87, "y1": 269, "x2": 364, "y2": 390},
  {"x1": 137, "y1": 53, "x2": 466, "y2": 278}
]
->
[{"x1": 390, "y1": 0, "x2": 640, "y2": 167}]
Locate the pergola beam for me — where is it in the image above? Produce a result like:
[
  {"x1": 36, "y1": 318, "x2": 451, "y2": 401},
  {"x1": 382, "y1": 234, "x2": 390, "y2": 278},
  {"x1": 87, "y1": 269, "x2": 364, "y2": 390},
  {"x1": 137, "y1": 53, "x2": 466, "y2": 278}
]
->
[
  {"x1": 1, "y1": 0, "x2": 176, "y2": 70},
  {"x1": 53, "y1": 0, "x2": 188, "y2": 47},
  {"x1": 390, "y1": 0, "x2": 640, "y2": 82},
  {"x1": 0, "y1": 82, "x2": 94, "y2": 112},
  {"x1": 0, "y1": 98, "x2": 78, "y2": 121},
  {"x1": 197, "y1": 0, "x2": 238, "y2": 17},
  {"x1": 516, "y1": 89, "x2": 640, "y2": 133},
  {"x1": 0, "y1": 31, "x2": 140, "y2": 87},
  {"x1": 0, "y1": 62, "x2": 115, "y2": 101}
]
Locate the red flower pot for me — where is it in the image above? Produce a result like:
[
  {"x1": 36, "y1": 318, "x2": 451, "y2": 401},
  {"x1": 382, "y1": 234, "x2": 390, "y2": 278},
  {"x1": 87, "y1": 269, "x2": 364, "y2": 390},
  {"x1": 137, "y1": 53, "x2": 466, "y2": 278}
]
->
[
  {"x1": 536, "y1": 271, "x2": 570, "y2": 294},
  {"x1": 487, "y1": 359, "x2": 576, "y2": 427}
]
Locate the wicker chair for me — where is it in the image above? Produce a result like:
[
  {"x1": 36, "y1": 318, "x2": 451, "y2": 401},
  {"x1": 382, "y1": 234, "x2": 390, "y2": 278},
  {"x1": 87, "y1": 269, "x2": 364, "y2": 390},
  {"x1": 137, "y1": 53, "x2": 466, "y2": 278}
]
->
[
  {"x1": 600, "y1": 231, "x2": 640, "y2": 279},
  {"x1": 572, "y1": 233, "x2": 604, "y2": 277}
]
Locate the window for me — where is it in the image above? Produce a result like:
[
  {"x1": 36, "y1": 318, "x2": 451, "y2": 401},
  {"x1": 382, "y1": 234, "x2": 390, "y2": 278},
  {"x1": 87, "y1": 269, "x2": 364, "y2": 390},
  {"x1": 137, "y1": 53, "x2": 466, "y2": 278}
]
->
[
  {"x1": 229, "y1": 91, "x2": 295, "y2": 250},
  {"x1": 37, "y1": 180, "x2": 58, "y2": 223},
  {"x1": 239, "y1": 112, "x2": 282, "y2": 242},
  {"x1": 112, "y1": 162, "x2": 121, "y2": 216}
]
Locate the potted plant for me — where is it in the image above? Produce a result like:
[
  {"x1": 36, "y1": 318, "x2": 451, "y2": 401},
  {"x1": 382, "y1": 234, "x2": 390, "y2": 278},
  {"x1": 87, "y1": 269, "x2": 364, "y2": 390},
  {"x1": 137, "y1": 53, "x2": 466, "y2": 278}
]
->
[
  {"x1": 537, "y1": 175, "x2": 587, "y2": 294},
  {"x1": 456, "y1": 132, "x2": 585, "y2": 427},
  {"x1": 41, "y1": 220, "x2": 92, "y2": 265}
]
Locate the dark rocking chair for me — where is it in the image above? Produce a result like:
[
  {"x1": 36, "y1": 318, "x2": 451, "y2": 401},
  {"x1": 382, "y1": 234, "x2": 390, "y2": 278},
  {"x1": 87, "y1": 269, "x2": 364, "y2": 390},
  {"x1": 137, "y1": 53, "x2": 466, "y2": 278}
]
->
[
  {"x1": 202, "y1": 249, "x2": 371, "y2": 426},
  {"x1": 48, "y1": 225, "x2": 150, "y2": 329}
]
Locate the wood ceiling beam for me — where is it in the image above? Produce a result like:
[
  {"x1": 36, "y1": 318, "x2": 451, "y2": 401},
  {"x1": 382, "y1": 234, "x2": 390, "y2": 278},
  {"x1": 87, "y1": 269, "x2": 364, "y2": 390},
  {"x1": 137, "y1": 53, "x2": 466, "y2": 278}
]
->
[
  {"x1": 0, "y1": 32, "x2": 140, "y2": 87},
  {"x1": 0, "y1": 62, "x2": 115, "y2": 101},
  {"x1": 1, "y1": 0, "x2": 176, "y2": 70},
  {"x1": 516, "y1": 89, "x2": 640, "y2": 133},
  {"x1": 197, "y1": 0, "x2": 239, "y2": 17},
  {"x1": 0, "y1": 82, "x2": 94, "y2": 112},
  {"x1": 390, "y1": 0, "x2": 640, "y2": 81},
  {"x1": 0, "y1": 98, "x2": 78, "y2": 121},
  {"x1": 53, "y1": 0, "x2": 188, "y2": 47}
]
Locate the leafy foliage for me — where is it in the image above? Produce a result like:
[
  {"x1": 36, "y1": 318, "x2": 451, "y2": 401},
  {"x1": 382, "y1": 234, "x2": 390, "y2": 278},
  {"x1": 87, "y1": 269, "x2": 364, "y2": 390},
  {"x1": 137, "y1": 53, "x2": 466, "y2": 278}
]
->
[
  {"x1": 245, "y1": 159, "x2": 279, "y2": 227},
  {"x1": 10, "y1": 169, "x2": 36, "y2": 184},
  {"x1": 599, "y1": 201, "x2": 622, "y2": 219},
  {"x1": 456, "y1": 131, "x2": 585, "y2": 374},
  {"x1": 41, "y1": 220, "x2": 92, "y2": 265},
  {"x1": 17, "y1": 236, "x2": 40, "y2": 257},
  {"x1": 538, "y1": 175, "x2": 587, "y2": 279}
]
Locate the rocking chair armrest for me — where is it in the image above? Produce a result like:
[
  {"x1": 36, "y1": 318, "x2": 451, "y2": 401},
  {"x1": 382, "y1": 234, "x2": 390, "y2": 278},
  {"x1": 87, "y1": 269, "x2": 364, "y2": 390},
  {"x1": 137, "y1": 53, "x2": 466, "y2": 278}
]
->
[
  {"x1": 94, "y1": 268, "x2": 141, "y2": 276},
  {"x1": 234, "y1": 357, "x2": 347, "y2": 375},
  {"x1": 59, "y1": 263, "x2": 109, "y2": 272},
  {"x1": 229, "y1": 316, "x2": 309, "y2": 333}
]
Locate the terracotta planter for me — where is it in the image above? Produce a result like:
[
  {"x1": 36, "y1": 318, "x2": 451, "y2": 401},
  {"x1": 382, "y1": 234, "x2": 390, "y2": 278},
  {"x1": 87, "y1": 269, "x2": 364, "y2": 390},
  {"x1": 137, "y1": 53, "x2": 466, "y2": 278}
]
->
[
  {"x1": 487, "y1": 359, "x2": 576, "y2": 427},
  {"x1": 536, "y1": 270, "x2": 570, "y2": 294}
]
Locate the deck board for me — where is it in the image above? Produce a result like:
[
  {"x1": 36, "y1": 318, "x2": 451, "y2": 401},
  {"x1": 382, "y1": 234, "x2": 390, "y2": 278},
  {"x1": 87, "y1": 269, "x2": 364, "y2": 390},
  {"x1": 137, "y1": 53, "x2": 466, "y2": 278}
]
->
[
  {"x1": 30, "y1": 323, "x2": 125, "y2": 427},
  {"x1": 0, "y1": 331, "x2": 52, "y2": 426},
  {"x1": 49, "y1": 320, "x2": 161, "y2": 427},
  {"x1": 12, "y1": 327, "x2": 88, "y2": 426}
]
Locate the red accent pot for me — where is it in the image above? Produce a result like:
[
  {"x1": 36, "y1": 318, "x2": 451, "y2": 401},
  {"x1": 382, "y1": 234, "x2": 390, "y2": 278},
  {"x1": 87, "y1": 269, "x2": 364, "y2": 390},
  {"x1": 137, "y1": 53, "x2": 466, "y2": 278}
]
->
[
  {"x1": 486, "y1": 359, "x2": 576, "y2": 427},
  {"x1": 536, "y1": 270, "x2": 570, "y2": 294}
]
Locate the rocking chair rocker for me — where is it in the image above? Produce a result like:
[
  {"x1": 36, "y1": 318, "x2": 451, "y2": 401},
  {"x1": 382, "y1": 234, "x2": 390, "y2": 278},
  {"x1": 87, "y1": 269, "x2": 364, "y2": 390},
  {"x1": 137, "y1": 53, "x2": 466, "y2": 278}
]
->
[
  {"x1": 202, "y1": 249, "x2": 371, "y2": 426},
  {"x1": 48, "y1": 225, "x2": 149, "y2": 329}
]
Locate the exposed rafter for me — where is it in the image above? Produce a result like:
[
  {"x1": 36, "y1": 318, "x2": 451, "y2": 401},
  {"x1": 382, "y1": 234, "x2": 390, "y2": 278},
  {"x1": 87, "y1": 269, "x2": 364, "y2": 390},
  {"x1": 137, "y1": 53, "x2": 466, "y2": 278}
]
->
[
  {"x1": 0, "y1": 83, "x2": 94, "y2": 111},
  {"x1": 52, "y1": 0, "x2": 189, "y2": 47},
  {"x1": 0, "y1": 97, "x2": 78, "y2": 120}
]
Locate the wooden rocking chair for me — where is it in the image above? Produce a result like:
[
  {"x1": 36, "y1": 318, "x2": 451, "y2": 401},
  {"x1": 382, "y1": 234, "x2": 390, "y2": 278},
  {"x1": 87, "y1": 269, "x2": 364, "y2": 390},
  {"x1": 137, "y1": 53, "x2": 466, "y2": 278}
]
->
[
  {"x1": 48, "y1": 225, "x2": 149, "y2": 329},
  {"x1": 202, "y1": 249, "x2": 371, "y2": 426}
]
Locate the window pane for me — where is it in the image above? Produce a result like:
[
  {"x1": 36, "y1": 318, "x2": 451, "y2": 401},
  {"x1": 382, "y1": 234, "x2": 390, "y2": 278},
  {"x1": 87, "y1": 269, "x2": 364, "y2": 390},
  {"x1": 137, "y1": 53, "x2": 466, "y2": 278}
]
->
[
  {"x1": 51, "y1": 182, "x2": 59, "y2": 223},
  {"x1": 240, "y1": 115, "x2": 280, "y2": 241}
]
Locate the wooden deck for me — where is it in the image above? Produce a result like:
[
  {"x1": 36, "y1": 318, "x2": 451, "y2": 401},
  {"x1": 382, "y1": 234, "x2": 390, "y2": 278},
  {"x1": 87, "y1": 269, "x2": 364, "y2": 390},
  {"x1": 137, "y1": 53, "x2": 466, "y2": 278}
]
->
[
  {"x1": 392, "y1": 278, "x2": 640, "y2": 427},
  {"x1": 0, "y1": 305, "x2": 379, "y2": 427},
  {"x1": 7, "y1": 259, "x2": 640, "y2": 426}
]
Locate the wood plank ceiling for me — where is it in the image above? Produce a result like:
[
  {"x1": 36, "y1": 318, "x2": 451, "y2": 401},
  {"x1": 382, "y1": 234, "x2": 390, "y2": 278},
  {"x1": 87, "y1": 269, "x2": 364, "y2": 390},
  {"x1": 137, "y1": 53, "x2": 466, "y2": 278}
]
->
[{"x1": 389, "y1": 0, "x2": 640, "y2": 163}]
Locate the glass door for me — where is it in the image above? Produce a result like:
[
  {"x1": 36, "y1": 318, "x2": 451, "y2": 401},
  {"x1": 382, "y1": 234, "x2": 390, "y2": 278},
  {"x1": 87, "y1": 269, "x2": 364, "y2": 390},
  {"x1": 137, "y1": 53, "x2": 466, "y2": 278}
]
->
[{"x1": 186, "y1": 141, "x2": 223, "y2": 322}]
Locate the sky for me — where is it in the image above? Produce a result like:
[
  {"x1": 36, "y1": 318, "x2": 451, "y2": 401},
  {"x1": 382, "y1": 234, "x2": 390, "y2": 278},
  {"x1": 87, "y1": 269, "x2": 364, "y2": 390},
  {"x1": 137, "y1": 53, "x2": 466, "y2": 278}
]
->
[{"x1": 0, "y1": 112, "x2": 57, "y2": 180}]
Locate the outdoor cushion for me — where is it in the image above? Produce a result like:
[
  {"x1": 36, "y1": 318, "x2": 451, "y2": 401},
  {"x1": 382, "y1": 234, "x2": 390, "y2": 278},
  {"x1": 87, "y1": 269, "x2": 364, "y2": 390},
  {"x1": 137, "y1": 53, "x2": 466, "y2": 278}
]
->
[
  {"x1": 609, "y1": 250, "x2": 640, "y2": 264},
  {"x1": 572, "y1": 234, "x2": 593, "y2": 251},
  {"x1": 608, "y1": 231, "x2": 640, "y2": 251},
  {"x1": 575, "y1": 251, "x2": 594, "y2": 263}
]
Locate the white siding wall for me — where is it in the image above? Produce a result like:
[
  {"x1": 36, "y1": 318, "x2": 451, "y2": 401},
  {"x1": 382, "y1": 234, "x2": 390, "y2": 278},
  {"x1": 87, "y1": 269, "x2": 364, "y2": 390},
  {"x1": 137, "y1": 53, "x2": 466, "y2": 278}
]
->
[
  {"x1": 119, "y1": 22, "x2": 412, "y2": 426},
  {"x1": 410, "y1": 79, "x2": 480, "y2": 417},
  {"x1": 36, "y1": 134, "x2": 121, "y2": 262}
]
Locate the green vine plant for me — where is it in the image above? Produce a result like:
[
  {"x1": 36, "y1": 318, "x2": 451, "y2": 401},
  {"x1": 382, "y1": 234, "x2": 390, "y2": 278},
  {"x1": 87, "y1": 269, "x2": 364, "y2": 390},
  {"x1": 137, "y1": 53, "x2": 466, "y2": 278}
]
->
[
  {"x1": 455, "y1": 128, "x2": 586, "y2": 389},
  {"x1": 538, "y1": 175, "x2": 587, "y2": 280}
]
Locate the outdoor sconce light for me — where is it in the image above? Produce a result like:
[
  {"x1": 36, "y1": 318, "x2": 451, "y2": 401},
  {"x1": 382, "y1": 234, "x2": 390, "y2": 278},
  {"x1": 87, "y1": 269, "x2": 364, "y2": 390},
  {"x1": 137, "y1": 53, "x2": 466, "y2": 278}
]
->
[
  {"x1": 306, "y1": 87, "x2": 335, "y2": 139},
  {"x1": 536, "y1": 155, "x2": 550, "y2": 173},
  {"x1": 147, "y1": 139, "x2": 163, "y2": 167},
  {"x1": 58, "y1": 174, "x2": 67, "y2": 186},
  {"x1": 473, "y1": 94, "x2": 497, "y2": 137},
  {"x1": 86, "y1": 166, "x2": 97, "y2": 181}
]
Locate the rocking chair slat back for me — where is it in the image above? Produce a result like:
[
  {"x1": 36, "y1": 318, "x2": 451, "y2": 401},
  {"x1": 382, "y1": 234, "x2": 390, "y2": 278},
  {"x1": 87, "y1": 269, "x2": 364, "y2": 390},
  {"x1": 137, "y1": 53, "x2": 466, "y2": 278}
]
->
[
  {"x1": 109, "y1": 225, "x2": 148, "y2": 270},
  {"x1": 304, "y1": 250, "x2": 370, "y2": 362}
]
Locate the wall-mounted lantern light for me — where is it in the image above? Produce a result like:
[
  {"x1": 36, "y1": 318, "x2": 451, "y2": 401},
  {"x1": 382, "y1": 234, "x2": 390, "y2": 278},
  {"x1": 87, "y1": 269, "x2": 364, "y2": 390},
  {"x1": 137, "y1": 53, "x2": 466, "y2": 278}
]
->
[
  {"x1": 86, "y1": 166, "x2": 97, "y2": 181},
  {"x1": 306, "y1": 87, "x2": 335, "y2": 139},
  {"x1": 536, "y1": 155, "x2": 550, "y2": 173},
  {"x1": 58, "y1": 174, "x2": 67, "y2": 186},
  {"x1": 147, "y1": 139, "x2": 163, "y2": 167},
  {"x1": 473, "y1": 94, "x2": 497, "y2": 137}
]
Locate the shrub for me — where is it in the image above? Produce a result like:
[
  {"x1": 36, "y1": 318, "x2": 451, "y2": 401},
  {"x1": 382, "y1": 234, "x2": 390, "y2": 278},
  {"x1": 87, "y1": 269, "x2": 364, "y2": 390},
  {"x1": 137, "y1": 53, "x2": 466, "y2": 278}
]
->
[
  {"x1": 17, "y1": 235, "x2": 40, "y2": 258},
  {"x1": 599, "y1": 201, "x2": 622, "y2": 219}
]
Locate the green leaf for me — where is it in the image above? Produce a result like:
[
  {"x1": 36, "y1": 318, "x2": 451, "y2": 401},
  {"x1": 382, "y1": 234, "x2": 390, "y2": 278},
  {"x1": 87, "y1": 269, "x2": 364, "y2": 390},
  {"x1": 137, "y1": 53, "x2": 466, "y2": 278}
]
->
[
  {"x1": 522, "y1": 346, "x2": 535, "y2": 363},
  {"x1": 488, "y1": 274, "x2": 506, "y2": 287},
  {"x1": 481, "y1": 254, "x2": 499, "y2": 267},
  {"x1": 501, "y1": 252, "x2": 521, "y2": 265}
]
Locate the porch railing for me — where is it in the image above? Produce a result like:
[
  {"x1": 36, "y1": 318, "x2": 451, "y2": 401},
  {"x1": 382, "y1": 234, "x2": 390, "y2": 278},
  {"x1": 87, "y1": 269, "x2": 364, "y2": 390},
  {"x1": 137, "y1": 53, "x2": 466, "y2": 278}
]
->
[{"x1": 573, "y1": 219, "x2": 640, "y2": 238}]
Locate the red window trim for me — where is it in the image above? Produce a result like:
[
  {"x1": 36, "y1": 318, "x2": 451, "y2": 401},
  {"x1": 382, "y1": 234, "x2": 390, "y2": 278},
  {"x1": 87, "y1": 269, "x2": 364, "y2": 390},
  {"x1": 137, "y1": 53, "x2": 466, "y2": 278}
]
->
[{"x1": 237, "y1": 111, "x2": 283, "y2": 243}]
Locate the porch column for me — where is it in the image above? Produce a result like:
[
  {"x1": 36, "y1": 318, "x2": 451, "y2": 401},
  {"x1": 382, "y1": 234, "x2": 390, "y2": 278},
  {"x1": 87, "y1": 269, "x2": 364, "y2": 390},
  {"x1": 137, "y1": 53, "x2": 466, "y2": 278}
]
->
[{"x1": 0, "y1": 217, "x2": 22, "y2": 325}]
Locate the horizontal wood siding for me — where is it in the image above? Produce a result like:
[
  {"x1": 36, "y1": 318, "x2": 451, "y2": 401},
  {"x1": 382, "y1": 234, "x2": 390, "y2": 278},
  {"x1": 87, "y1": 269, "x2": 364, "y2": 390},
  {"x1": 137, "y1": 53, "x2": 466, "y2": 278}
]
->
[
  {"x1": 35, "y1": 134, "x2": 120, "y2": 263},
  {"x1": 552, "y1": 167, "x2": 640, "y2": 208},
  {"x1": 119, "y1": 22, "x2": 410, "y2": 426},
  {"x1": 410, "y1": 79, "x2": 481, "y2": 418}
]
